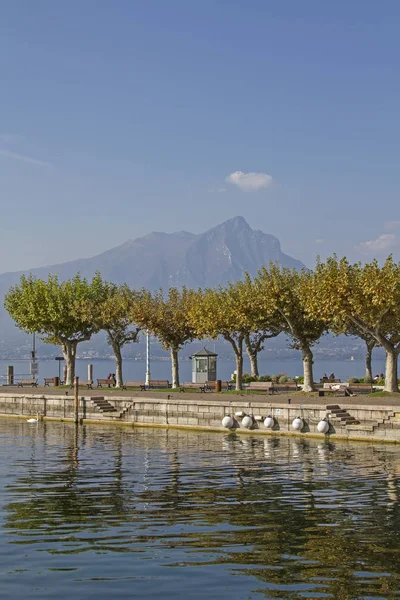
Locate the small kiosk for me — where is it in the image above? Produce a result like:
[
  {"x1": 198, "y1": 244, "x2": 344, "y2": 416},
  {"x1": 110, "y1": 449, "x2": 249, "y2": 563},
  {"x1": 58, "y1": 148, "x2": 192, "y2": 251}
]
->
[{"x1": 191, "y1": 348, "x2": 218, "y2": 384}]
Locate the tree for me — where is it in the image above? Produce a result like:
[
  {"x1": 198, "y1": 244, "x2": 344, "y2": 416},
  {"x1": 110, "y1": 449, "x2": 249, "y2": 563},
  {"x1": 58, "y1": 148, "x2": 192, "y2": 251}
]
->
[
  {"x1": 4, "y1": 273, "x2": 107, "y2": 385},
  {"x1": 304, "y1": 256, "x2": 400, "y2": 392},
  {"x1": 133, "y1": 287, "x2": 196, "y2": 388},
  {"x1": 345, "y1": 324, "x2": 377, "y2": 381},
  {"x1": 189, "y1": 280, "x2": 258, "y2": 390},
  {"x1": 96, "y1": 283, "x2": 140, "y2": 388},
  {"x1": 253, "y1": 265, "x2": 327, "y2": 392},
  {"x1": 244, "y1": 330, "x2": 280, "y2": 378}
]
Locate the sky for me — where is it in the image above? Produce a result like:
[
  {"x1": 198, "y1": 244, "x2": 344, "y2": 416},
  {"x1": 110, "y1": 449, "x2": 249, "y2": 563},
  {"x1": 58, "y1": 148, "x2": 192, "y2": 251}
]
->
[{"x1": 1, "y1": 0, "x2": 400, "y2": 273}]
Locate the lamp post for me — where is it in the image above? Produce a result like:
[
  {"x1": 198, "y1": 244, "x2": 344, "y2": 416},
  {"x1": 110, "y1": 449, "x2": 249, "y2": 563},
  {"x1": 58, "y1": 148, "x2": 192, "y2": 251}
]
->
[
  {"x1": 55, "y1": 356, "x2": 64, "y2": 382},
  {"x1": 145, "y1": 331, "x2": 151, "y2": 387},
  {"x1": 30, "y1": 332, "x2": 39, "y2": 378}
]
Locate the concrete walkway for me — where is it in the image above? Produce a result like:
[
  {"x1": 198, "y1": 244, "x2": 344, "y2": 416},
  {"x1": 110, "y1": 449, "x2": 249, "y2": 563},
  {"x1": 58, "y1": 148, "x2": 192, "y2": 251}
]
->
[{"x1": 1, "y1": 385, "x2": 399, "y2": 409}]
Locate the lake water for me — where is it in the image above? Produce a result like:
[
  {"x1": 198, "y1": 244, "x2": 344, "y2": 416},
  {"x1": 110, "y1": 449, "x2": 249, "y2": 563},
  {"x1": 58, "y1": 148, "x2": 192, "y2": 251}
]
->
[
  {"x1": 0, "y1": 420, "x2": 399, "y2": 599},
  {"x1": 0, "y1": 356, "x2": 390, "y2": 385}
]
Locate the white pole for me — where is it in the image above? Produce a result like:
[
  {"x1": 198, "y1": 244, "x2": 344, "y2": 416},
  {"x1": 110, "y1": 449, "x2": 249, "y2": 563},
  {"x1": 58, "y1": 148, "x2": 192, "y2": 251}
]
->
[{"x1": 145, "y1": 331, "x2": 151, "y2": 386}]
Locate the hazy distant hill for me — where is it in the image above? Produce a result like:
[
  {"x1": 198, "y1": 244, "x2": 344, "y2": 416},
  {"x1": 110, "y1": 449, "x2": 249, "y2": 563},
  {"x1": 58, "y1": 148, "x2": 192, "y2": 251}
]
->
[{"x1": 0, "y1": 216, "x2": 305, "y2": 349}]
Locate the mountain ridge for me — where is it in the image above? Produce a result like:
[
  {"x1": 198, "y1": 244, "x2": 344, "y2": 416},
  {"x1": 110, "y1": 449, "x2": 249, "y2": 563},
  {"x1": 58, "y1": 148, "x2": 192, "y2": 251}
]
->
[{"x1": 0, "y1": 216, "x2": 305, "y2": 347}]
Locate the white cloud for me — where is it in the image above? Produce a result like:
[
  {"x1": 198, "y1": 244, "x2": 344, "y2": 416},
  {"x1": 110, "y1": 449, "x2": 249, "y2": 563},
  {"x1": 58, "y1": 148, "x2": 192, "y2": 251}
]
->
[
  {"x1": 357, "y1": 233, "x2": 400, "y2": 254},
  {"x1": 0, "y1": 149, "x2": 51, "y2": 168},
  {"x1": 315, "y1": 238, "x2": 324, "y2": 244},
  {"x1": 384, "y1": 220, "x2": 400, "y2": 231},
  {"x1": 226, "y1": 170, "x2": 273, "y2": 192}
]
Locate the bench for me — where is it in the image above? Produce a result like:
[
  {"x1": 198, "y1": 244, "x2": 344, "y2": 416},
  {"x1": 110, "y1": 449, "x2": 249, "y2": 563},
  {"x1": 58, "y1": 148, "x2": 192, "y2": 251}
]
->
[
  {"x1": 122, "y1": 381, "x2": 146, "y2": 391},
  {"x1": 67, "y1": 380, "x2": 93, "y2": 389},
  {"x1": 97, "y1": 378, "x2": 115, "y2": 388},
  {"x1": 147, "y1": 380, "x2": 171, "y2": 389},
  {"x1": 348, "y1": 383, "x2": 374, "y2": 394},
  {"x1": 201, "y1": 381, "x2": 233, "y2": 392},
  {"x1": 320, "y1": 378, "x2": 341, "y2": 383},
  {"x1": 44, "y1": 378, "x2": 65, "y2": 387},
  {"x1": 178, "y1": 382, "x2": 204, "y2": 392},
  {"x1": 273, "y1": 382, "x2": 299, "y2": 392},
  {"x1": 17, "y1": 379, "x2": 38, "y2": 387},
  {"x1": 248, "y1": 381, "x2": 299, "y2": 394},
  {"x1": 248, "y1": 381, "x2": 275, "y2": 394},
  {"x1": 318, "y1": 383, "x2": 350, "y2": 397}
]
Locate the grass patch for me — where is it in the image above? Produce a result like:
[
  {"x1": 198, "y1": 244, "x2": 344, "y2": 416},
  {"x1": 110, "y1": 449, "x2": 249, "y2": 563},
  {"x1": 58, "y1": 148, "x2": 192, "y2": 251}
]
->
[{"x1": 368, "y1": 391, "x2": 400, "y2": 397}]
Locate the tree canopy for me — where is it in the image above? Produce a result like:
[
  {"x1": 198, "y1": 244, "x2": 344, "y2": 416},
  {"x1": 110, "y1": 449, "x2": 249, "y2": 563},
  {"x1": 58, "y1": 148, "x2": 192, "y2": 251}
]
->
[
  {"x1": 304, "y1": 256, "x2": 400, "y2": 391},
  {"x1": 4, "y1": 272, "x2": 107, "y2": 384},
  {"x1": 133, "y1": 287, "x2": 196, "y2": 387}
]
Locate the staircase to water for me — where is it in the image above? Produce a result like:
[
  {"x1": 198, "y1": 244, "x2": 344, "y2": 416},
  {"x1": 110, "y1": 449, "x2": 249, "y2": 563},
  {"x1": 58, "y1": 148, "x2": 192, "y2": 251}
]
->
[
  {"x1": 89, "y1": 397, "x2": 130, "y2": 419},
  {"x1": 326, "y1": 404, "x2": 397, "y2": 434}
]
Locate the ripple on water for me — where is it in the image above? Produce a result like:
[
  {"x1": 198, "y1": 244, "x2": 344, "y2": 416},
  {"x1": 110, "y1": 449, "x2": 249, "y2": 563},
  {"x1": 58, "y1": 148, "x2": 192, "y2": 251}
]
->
[{"x1": 0, "y1": 421, "x2": 399, "y2": 598}]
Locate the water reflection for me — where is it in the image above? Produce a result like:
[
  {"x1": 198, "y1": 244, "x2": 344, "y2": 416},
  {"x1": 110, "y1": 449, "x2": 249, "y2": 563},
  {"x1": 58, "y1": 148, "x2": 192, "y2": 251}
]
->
[{"x1": 0, "y1": 420, "x2": 399, "y2": 598}]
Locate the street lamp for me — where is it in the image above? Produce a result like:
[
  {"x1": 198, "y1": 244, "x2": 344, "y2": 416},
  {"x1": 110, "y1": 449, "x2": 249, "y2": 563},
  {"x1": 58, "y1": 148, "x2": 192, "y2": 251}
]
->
[
  {"x1": 55, "y1": 356, "x2": 64, "y2": 382},
  {"x1": 145, "y1": 331, "x2": 151, "y2": 387}
]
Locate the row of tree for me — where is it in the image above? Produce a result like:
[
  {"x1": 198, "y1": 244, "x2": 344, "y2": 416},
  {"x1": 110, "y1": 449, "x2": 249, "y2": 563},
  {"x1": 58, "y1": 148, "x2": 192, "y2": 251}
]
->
[{"x1": 4, "y1": 255, "x2": 400, "y2": 392}]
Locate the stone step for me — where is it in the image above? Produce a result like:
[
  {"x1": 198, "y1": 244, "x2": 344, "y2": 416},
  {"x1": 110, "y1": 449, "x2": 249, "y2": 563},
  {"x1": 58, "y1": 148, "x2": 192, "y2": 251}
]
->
[
  {"x1": 91, "y1": 398, "x2": 118, "y2": 413},
  {"x1": 346, "y1": 424, "x2": 375, "y2": 432}
]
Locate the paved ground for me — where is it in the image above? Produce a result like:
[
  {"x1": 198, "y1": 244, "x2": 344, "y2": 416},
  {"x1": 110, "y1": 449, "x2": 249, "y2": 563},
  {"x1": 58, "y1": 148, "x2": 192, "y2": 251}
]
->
[{"x1": 1, "y1": 385, "x2": 399, "y2": 408}]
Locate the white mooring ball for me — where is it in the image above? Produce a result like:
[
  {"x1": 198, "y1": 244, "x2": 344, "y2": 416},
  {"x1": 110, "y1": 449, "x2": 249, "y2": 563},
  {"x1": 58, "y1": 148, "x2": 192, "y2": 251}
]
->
[
  {"x1": 222, "y1": 415, "x2": 234, "y2": 429},
  {"x1": 317, "y1": 419, "x2": 329, "y2": 434},
  {"x1": 292, "y1": 417, "x2": 304, "y2": 431},
  {"x1": 264, "y1": 415, "x2": 274, "y2": 428},
  {"x1": 242, "y1": 415, "x2": 253, "y2": 429}
]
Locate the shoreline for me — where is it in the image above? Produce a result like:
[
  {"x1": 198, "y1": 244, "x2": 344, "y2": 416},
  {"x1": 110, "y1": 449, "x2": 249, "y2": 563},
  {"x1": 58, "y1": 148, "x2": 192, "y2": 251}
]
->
[{"x1": 0, "y1": 389, "x2": 399, "y2": 445}]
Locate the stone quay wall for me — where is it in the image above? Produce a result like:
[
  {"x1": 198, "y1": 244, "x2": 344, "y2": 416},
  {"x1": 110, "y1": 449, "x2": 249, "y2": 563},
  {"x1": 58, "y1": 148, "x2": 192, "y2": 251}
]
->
[{"x1": 0, "y1": 392, "x2": 400, "y2": 443}]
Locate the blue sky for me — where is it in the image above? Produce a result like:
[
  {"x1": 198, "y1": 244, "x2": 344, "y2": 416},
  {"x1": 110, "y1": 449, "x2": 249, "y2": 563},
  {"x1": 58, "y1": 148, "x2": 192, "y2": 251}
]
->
[{"x1": 1, "y1": 0, "x2": 400, "y2": 272}]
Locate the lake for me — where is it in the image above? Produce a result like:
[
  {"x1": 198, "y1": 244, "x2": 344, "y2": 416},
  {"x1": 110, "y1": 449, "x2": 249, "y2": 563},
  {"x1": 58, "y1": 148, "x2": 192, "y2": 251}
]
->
[
  {"x1": 0, "y1": 356, "x2": 391, "y2": 385},
  {"x1": 0, "y1": 419, "x2": 399, "y2": 598}
]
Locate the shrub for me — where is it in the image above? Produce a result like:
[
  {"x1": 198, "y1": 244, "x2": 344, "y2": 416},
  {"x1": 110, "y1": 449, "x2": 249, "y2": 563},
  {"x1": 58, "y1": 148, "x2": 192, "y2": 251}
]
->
[
  {"x1": 231, "y1": 373, "x2": 258, "y2": 383},
  {"x1": 279, "y1": 375, "x2": 292, "y2": 383},
  {"x1": 259, "y1": 375, "x2": 272, "y2": 382},
  {"x1": 242, "y1": 373, "x2": 258, "y2": 383},
  {"x1": 295, "y1": 376, "x2": 304, "y2": 384},
  {"x1": 348, "y1": 377, "x2": 359, "y2": 384}
]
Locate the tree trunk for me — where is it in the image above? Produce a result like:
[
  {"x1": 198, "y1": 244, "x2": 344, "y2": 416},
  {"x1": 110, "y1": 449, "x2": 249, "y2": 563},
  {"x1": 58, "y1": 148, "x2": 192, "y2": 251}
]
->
[
  {"x1": 244, "y1": 334, "x2": 259, "y2": 377},
  {"x1": 61, "y1": 340, "x2": 77, "y2": 386},
  {"x1": 365, "y1": 340, "x2": 374, "y2": 381},
  {"x1": 301, "y1": 344, "x2": 315, "y2": 392},
  {"x1": 112, "y1": 342, "x2": 123, "y2": 388},
  {"x1": 225, "y1": 336, "x2": 244, "y2": 390},
  {"x1": 170, "y1": 347, "x2": 179, "y2": 388},
  {"x1": 235, "y1": 351, "x2": 243, "y2": 391},
  {"x1": 248, "y1": 352, "x2": 259, "y2": 378},
  {"x1": 384, "y1": 348, "x2": 399, "y2": 392}
]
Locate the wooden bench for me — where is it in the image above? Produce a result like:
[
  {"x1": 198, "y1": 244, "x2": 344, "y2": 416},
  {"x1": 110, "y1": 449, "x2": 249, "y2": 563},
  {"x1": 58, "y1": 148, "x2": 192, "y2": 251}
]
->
[
  {"x1": 348, "y1": 383, "x2": 374, "y2": 394},
  {"x1": 147, "y1": 380, "x2": 171, "y2": 389},
  {"x1": 122, "y1": 381, "x2": 146, "y2": 391},
  {"x1": 273, "y1": 382, "x2": 299, "y2": 392},
  {"x1": 318, "y1": 383, "x2": 349, "y2": 397},
  {"x1": 67, "y1": 380, "x2": 93, "y2": 389},
  {"x1": 201, "y1": 381, "x2": 233, "y2": 392},
  {"x1": 248, "y1": 381, "x2": 275, "y2": 394},
  {"x1": 17, "y1": 379, "x2": 38, "y2": 387},
  {"x1": 178, "y1": 382, "x2": 204, "y2": 392},
  {"x1": 97, "y1": 378, "x2": 115, "y2": 388},
  {"x1": 320, "y1": 378, "x2": 341, "y2": 383},
  {"x1": 44, "y1": 378, "x2": 65, "y2": 387}
]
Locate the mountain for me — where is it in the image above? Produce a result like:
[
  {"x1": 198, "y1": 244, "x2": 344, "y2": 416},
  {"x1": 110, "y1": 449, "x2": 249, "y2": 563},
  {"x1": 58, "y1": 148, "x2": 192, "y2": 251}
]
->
[{"x1": 0, "y1": 216, "x2": 305, "y2": 350}]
